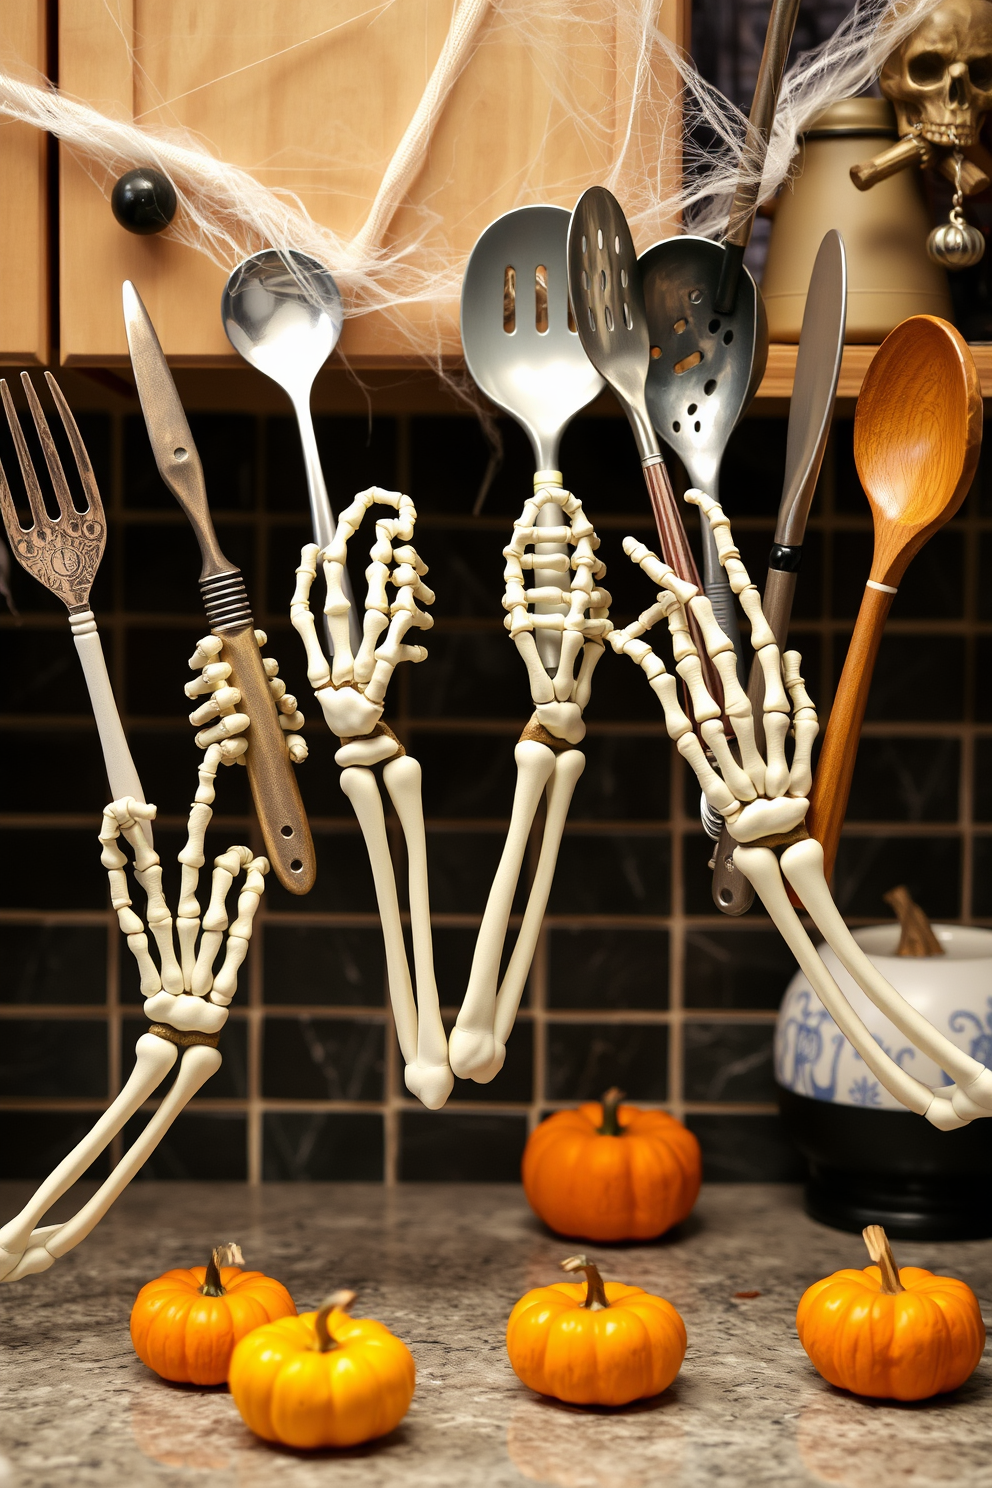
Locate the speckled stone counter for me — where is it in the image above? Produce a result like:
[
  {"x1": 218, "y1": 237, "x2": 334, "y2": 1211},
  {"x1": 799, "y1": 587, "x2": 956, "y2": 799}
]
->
[{"x1": 1, "y1": 1182, "x2": 991, "y2": 1487}]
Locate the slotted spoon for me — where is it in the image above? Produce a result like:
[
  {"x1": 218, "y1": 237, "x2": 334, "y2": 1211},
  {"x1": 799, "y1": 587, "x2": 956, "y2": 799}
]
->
[{"x1": 461, "y1": 205, "x2": 604, "y2": 664}]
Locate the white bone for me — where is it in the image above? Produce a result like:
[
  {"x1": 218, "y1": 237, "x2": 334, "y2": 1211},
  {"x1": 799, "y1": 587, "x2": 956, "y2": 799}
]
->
[{"x1": 335, "y1": 734, "x2": 402, "y2": 767}]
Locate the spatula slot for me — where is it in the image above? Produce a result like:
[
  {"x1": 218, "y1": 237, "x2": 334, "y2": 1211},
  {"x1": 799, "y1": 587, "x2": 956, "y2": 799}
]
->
[
  {"x1": 503, "y1": 266, "x2": 516, "y2": 333},
  {"x1": 622, "y1": 302, "x2": 632, "y2": 330},
  {"x1": 535, "y1": 265, "x2": 548, "y2": 334},
  {"x1": 604, "y1": 305, "x2": 614, "y2": 332},
  {"x1": 674, "y1": 351, "x2": 703, "y2": 375},
  {"x1": 673, "y1": 318, "x2": 687, "y2": 334}
]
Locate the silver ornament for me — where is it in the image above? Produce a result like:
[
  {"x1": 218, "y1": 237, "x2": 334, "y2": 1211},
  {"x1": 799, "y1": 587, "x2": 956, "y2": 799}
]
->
[{"x1": 927, "y1": 208, "x2": 986, "y2": 269}]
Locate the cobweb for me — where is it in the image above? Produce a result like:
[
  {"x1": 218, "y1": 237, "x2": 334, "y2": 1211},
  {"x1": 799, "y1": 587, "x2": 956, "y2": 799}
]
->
[{"x1": 0, "y1": 0, "x2": 943, "y2": 365}]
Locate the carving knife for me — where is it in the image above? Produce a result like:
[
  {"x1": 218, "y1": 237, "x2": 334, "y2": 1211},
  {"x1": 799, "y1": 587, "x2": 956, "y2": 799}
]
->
[
  {"x1": 122, "y1": 280, "x2": 316, "y2": 895},
  {"x1": 710, "y1": 229, "x2": 847, "y2": 915}
]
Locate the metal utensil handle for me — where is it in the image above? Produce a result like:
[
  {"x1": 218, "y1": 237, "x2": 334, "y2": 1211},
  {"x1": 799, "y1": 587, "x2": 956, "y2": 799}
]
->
[
  {"x1": 700, "y1": 518, "x2": 746, "y2": 689},
  {"x1": 709, "y1": 562, "x2": 800, "y2": 913},
  {"x1": 200, "y1": 572, "x2": 316, "y2": 896},
  {"x1": 69, "y1": 609, "x2": 151, "y2": 845},
  {"x1": 294, "y1": 396, "x2": 363, "y2": 657},
  {"x1": 716, "y1": 0, "x2": 802, "y2": 311}
]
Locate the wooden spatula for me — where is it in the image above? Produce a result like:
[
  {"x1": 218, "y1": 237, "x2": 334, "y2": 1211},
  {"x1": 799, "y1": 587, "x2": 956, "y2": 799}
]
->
[{"x1": 806, "y1": 315, "x2": 981, "y2": 884}]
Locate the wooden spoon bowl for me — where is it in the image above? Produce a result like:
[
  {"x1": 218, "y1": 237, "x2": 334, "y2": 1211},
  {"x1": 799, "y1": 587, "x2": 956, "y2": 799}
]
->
[{"x1": 807, "y1": 315, "x2": 981, "y2": 885}]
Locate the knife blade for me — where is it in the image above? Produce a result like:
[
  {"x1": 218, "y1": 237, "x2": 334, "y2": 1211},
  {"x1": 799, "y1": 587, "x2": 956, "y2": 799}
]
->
[
  {"x1": 710, "y1": 230, "x2": 847, "y2": 915},
  {"x1": 122, "y1": 280, "x2": 316, "y2": 895}
]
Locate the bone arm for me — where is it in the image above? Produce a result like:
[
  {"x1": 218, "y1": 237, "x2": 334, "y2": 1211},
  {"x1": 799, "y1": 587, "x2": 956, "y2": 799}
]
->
[
  {"x1": 448, "y1": 740, "x2": 558, "y2": 1081},
  {"x1": 5, "y1": 1046, "x2": 223, "y2": 1281},
  {"x1": 780, "y1": 837, "x2": 992, "y2": 1115},
  {"x1": 0, "y1": 1033, "x2": 178, "y2": 1279},
  {"x1": 492, "y1": 747, "x2": 586, "y2": 1052},
  {"x1": 339, "y1": 764, "x2": 420, "y2": 1072},
  {"x1": 734, "y1": 846, "x2": 962, "y2": 1127},
  {"x1": 382, "y1": 754, "x2": 454, "y2": 1110}
]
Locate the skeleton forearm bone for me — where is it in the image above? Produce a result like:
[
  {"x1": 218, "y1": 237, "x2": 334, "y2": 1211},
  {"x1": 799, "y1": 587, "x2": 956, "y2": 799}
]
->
[
  {"x1": 612, "y1": 487, "x2": 992, "y2": 1128},
  {"x1": 0, "y1": 644, "x2": 274, "y2": 1280}
]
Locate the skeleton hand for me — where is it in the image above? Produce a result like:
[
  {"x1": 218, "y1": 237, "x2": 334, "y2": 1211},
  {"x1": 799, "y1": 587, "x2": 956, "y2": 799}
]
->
[
  {"x1": 290, "y1": 486, "x2": 451, "y2": 1109},
  {"x1": 448, "y1": 479, "x2": 608, "y2": 1082},
  {"x1": 0, "y1": 660, "x2": 269, "y2": 1282},
  {"x1": 185, "y1": 629, "x2": 308, "y2": 765},
  {"x1": 610, "y1": 487, "x2": 992, "y2": 1131}
]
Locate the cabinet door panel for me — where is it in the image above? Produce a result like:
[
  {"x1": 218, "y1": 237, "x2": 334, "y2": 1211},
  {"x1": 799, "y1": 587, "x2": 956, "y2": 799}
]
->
[
  {"x1": 60, "y1": 0, "x2": 686, "y2": 367},
  {"x1": 0, "y1": 1, "x2": 48, "y2": 366}
]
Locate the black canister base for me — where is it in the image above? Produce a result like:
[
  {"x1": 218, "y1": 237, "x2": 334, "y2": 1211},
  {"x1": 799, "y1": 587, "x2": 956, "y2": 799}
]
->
[{"x1": 779, "y1": 1087, "x2": 992, "y2": 1241}]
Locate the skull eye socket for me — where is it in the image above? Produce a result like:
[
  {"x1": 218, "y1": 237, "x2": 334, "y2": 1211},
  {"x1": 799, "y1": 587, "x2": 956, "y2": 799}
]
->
[
  {"x1": 969, "y1": 55, "x2": 992, "y2": 90},
  {"x1": 908, "y1": 50, "x2": 948, "y2": 86}
]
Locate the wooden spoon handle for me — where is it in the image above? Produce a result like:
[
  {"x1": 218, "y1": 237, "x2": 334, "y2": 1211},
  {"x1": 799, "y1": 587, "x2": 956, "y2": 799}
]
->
[{"x1": 806, "y1": 582, "x2": 895, "y2": 883}]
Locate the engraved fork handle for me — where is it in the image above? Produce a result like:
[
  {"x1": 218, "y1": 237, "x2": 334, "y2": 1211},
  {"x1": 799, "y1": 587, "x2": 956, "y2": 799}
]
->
[{"x1": 69, "y1": 608, "x2": 151, "y2": 845}]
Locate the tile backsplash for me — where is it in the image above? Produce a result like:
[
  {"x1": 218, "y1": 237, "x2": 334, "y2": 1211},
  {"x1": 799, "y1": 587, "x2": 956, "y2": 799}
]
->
[{"x1": 1, "y1": 403, "x2": 988, "y2": 1184}]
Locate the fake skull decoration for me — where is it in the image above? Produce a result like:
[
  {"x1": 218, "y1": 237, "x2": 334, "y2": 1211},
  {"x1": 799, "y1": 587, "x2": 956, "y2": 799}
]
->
[{"x1": 881, "y1": 0, "x2": 992, "y2": 147}]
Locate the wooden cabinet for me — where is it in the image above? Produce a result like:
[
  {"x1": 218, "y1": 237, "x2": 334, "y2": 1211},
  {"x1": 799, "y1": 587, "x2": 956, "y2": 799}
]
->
[
  {"x1": 58, "y1": 0, "x2": 687, "y2": 367},
  {"x1": 0, "y1": 1, "x2": 48, "y2": 365}
]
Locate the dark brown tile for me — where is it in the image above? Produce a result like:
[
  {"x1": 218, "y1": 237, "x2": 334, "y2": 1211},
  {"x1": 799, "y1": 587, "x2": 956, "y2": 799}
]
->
[
  {"x1": 546, "y1": 1022, "x2": 668, "y2": 1102},
  {"x1": 398, "y1": 1111, "x2": 527, "y2": 1180},
  {"x1": 846, "y1": 737, "x2": 959, "y2": 822},
  {"x1": 686, "y1": 1113, "x2": 806, "y2": 1181},
  {"x1": 0, "y1": 925, "x2": 106, "y2": 1005},
  {"x1": 263, "y1": 1016, "x2": 385, "y2": 1100},
  {"x1": 0, "y1": 1018, "x2": 107, "y2": 1097},
  {"x1": 549, "y1": 833, "x2": 670, "y2": 915},
  {"x1": 547, "y1": 926, "x2": 668, "y2": 1010},
  {"x1": 124, "y1": 1111, "x2": 247, "y2": 1180},
  {"x1": 0, "y1": 1112, "x2": 111, "y2": 1181},
  {"x1": 833, "y1": 834, "x2": 961, "y2": 919},
  {"x1": 684, "y1": 1021, "x2": 777, "y2": 1103},
  {"x1": 263, "y1": 1112, "x2": 383, "y2": 1179},
  {"x1": 684, "y1": 928, "x2": 795, "y2": 1010},
  {"x1": 264, "y1": 926, "x2": 384, "y2": 1005}
]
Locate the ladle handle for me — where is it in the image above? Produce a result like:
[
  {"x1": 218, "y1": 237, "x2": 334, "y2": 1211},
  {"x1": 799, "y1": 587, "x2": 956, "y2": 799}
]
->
[
  {"x1": 716, "y1": 0, "x2": 802, "y2": 312},
  {"x1": 806, "y1": 582, "x2": 894, "y2": 885},
  {"x1": 294, "y1": 398, "x2": 363, "y2": 658}
]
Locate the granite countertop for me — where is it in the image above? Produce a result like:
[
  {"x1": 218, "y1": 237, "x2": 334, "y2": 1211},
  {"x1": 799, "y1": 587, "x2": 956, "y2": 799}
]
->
[{"x1": 1, "y1": 1182, "x2": 991, "y2": 1487}]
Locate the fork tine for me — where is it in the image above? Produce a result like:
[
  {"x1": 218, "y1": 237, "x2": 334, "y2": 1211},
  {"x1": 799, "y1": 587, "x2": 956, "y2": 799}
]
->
[
  {"x1": 45, "y1": 372, "x2": 105, "y2": 524},
  {"x1": 0, "y1": 379, "x2": 49, "y2": 533},
  {"x1": 0, "y1": 397, "x2": 26, "y2": 544},
  {"x1": 21, "y1": 372, "x2": 77, "y2": 525}
]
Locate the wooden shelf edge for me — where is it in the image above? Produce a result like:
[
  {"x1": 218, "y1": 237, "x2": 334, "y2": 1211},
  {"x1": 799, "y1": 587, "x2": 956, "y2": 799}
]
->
[{"x1": 758, "y1": 342, "x2": 992, "y2": 401}]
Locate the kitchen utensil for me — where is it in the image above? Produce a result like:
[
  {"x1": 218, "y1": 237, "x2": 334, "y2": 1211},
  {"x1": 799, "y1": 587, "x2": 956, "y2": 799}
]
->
[
  {"x1": 566, "y1": 187, "x2": 724, "y2": 712},
  {"x1": 806, "y1": 313, "x2": 981, "y2": 884},
  {"x1": 711, "y1": 229, "x2": 847, "y2": 914},
  {"x1": 763, "y1": 100, "x2": 952, "y2": 341},
  {"x1": 714, "y1": 0, "x2": 803, "y2": 314},
  {"x1": 460, "y1": 204, "x2": 604, "y2": 665},
  {"x1": 641, "y1": 235, "x2": 767, "y2": 668},
  {"x1": 221, "y1": 249, "x2": 361, "y2": 656},
  {"x1": 123, "y1": 280, "x2": 316, "y2": 895},
  {"x1": 0, "y1": 371, "x2": 150, "y2": 840}
]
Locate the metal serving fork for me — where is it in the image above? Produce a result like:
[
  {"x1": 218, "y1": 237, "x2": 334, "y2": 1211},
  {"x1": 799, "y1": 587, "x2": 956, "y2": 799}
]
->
[{"x1": 0, "y1": 372, "x2": 148, "y2": 834}]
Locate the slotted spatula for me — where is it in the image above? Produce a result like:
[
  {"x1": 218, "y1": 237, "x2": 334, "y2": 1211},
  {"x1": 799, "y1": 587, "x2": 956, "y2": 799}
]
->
[{"x1": 461, "y1": 205, "x2": 603, "y2": 664}]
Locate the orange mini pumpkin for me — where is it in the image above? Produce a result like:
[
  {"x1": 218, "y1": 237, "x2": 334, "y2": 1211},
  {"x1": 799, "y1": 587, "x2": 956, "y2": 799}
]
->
[
  {"x1": 797, "y1": 1224, "x2": 985, "y2": 1401},
  {"x1": 130, "y1": 1243, "x2": 296, "y2": 1386},
  {"x1": 507, "y1": 1255, "x2": 687, "y2": 1406},
  {"x1": 228, "y1": 1288, "x2": 416, "y2": 1449},
  {"x1": 522, "y1": 1087, "x2": 701, "y2": 1241}
]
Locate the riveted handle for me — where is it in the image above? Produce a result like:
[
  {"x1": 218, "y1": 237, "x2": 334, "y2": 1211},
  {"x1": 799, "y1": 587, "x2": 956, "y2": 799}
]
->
[{"x1": 215, "y1": 624, "x2": 316, "y2": 895}]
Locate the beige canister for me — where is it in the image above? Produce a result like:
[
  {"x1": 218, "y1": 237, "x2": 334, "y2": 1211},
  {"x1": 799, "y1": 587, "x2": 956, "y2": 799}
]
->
[{"x1": 762, "y1": 98, "x2": 951, "y2": 342}]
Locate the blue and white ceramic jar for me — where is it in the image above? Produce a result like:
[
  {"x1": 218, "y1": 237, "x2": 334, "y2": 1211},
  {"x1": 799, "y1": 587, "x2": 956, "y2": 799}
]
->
[{"x1": 775, "y1": 923, "x2": 992, "y2": 1239}]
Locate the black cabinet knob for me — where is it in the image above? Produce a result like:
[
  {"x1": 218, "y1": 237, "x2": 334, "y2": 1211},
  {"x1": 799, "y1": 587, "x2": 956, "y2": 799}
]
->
[{"x1": 111, "y1": 168, "x2": 178, "y2": 235}]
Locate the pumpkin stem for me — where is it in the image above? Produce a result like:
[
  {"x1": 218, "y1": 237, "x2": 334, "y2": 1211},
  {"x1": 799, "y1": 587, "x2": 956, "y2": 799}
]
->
[
  {"x1": 883, "y1": 885, "x2": 944, "y2": 958},
  {"x1": 862, "y1": 1225, "x2": 905, "y2": 1294},
  {"x1": 598, "y1": 1087, "x2": 626, "y2": 1137},
  {"x1": 314, "y1": 1288, "x2": 357, "y2": 1352},
  {"x1": 561, "y1": 1254, "x2": 610, "y2": 1310},
  {"x1": 199, "y1": 1242, "x2": 244, "y2": 1297}
]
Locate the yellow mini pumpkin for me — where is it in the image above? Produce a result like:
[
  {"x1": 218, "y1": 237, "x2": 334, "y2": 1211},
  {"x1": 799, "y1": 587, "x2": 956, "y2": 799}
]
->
[
  {"x1": 228, "y1": 1288, "x2": 416, "y2": 1449},
  {"x1": 522, "y1": 1088, "x2": 701, "y2": 1241},
  {"x1": 506, "y1": 1255, "x2": 687, "y2": 1406},
  {"x1": 130, "y1": 1243, "x2": 296, "y2": 1386},
  {"x1": 797, "y1": 1225, "x2": 985, "y2": 1401}
]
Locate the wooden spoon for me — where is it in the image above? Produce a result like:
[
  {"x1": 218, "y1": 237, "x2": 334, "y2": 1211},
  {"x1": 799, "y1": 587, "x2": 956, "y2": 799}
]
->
[{"x1": 806, "y1": 315, "x2": 981, "y2": 884}]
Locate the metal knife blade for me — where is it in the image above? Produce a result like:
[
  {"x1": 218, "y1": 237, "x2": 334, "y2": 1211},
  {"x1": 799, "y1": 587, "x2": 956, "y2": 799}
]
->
[{"x1": 122, "y1": 280, "x2": 316, "y2": 896}]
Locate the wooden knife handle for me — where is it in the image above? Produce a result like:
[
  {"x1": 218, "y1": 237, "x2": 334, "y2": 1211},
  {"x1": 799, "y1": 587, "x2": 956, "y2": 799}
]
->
[
  {"x1": 216, "y1": 624, "x2": 316, "y2": 895},
  {"x1": 806, "y1": 583, "x2": 894, "y2": 884}
]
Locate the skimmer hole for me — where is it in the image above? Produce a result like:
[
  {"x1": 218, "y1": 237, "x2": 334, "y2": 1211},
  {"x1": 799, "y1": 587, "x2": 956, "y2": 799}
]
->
[
  {"x1": 674, "y1": 350, "x2": 703, "y2": 375},
  {"x1": 604, "y1": 304, "x2": 614, "y2": 331},
  {"x1": 694, "y1": 421, "x2": 701, "y2": 432},
  {"x1": 723, "y1": 330, "x2": 734, "y2": 344},
  {"x1": 687, "y1": 403, "x2": 697, "y2": 415},
  {"x1": 535, "y1": 265, "x2": 548, "y2": 334},
  {"x1": 622, "y1": 302, "x2": 632, "y2": 330},
  {"x1": 704, "y1": 379, "x2": 717, "y2": 395},
  {"x1": 673, "y1": 318, "x2": 687, "y2": 333},
  {"x1": 689, "y1": 289, "x2": 702, "y2": 304},
  {"x1": 503, "y1": 266, "x2": 516, "y2": 333},
  {"x1": 673, "y1": 421, "x2": 681, "y2": 432},
  {"x1": 650, "y1": 345, "x2": 661, "y2": 359},
  {"x1": 708, "y1": 319, "x2": 721, "y2": 333}
]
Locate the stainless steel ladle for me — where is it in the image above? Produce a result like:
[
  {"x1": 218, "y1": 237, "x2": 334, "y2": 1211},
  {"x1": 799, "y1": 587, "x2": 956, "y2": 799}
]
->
[{"x1": 222, "y1": 248, "x2": 360, "y2": 653}]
